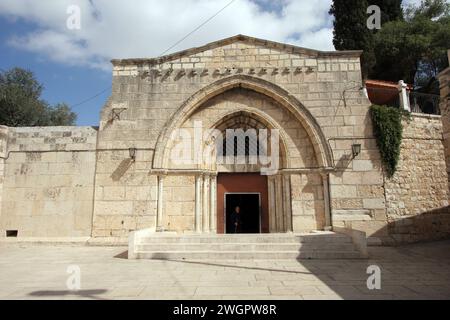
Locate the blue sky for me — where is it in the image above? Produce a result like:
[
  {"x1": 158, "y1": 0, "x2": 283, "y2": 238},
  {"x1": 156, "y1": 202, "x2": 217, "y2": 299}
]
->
[
  {"x1": 0, "y1": 0, "x2": 421, "y2": 126},
  {"x1": 0, "y1": 18, "x2": 111, "y2": 126}
]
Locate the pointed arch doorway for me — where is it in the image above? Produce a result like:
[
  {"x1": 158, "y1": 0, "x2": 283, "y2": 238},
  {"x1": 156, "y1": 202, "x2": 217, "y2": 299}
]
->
[
  {"x1": 210, "y1": 109, "x2": 277, "y2": 235},
  {"x1": 208, "y1": 107, "x2": 290, "y2": 235}
]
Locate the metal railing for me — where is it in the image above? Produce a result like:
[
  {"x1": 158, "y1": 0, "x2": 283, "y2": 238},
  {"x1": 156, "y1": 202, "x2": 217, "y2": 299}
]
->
[{"x1": 409, "y1": 91, "x2": 441, "y2": 115}]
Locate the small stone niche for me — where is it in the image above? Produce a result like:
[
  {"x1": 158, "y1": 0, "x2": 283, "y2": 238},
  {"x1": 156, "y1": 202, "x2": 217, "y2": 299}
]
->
[{"x1": 6, "y1": 230, "x2": 18, "y2": 238}]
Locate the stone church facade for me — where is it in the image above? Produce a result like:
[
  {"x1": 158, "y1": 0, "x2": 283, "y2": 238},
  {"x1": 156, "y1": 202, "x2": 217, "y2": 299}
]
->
[{"x1": 1, "y1": 35, "x2": 449, "y2": 245}]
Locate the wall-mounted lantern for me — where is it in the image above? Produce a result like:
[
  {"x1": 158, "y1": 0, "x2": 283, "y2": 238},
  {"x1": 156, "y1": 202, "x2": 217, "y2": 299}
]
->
[
  {"x1": 129, "y1": 148, "x2": 137, "y2": 161},
  {"x1": 352, "y1": 143, "x2": 361, "y2": 159}
]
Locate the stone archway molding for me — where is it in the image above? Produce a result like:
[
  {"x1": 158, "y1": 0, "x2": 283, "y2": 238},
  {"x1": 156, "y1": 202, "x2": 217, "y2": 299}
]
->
[
  {"x1": 205, "y1": 108, "x2": 291, "y2": 169},
  {"x1": 153, "y1": 75, "x2": 334, "y2": 169}
]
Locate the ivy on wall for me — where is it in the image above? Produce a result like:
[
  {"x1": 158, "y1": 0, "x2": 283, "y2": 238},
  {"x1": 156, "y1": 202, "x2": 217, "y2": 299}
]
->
[{"x1": 370, "y1": 104, "x2": 408, "y2": 178}]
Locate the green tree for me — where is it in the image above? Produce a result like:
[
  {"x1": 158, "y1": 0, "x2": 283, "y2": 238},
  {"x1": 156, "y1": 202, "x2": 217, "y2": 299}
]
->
[
  {"x1": 47, "y1": 103, "x2": 77, "y2": 126},
  {"x1": 0, "y1": 68, "x2": 77, "y2": 127},
  {"x1": 369, "y1": 0, "x2": 403, "y2": 24},
  {"x1": 329, "y1": 0, "x2": 376, "y2": 78},
  {"x1": 372, "y1": 0, "x2": 450, "y2": 90}
]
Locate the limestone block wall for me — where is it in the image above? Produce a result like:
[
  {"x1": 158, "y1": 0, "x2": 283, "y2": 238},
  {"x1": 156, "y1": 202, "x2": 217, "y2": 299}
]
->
[
  {"x1": 382, "y1": 114, "x2": 450, "y2": 243},
  {"x1": 438, "y1": 64, "x2": 450, "y2": 189},
  {"x1": 92, "y1": 149, "x2": 157, "y2": 237},
  {"x1": 330, "y1": 136, "x2": 386, "y2": 237},
  {"x1": 0, "y1": 127, "x2": 97, "y2": 237},
  {"x1": 162, "y1": 175, "x2": 195, "y2": 232},
  {"x1": 0, "y1": 126, "x2": 8, "y2": 225},
  {"x1": 290, "y1": 173, "x2": 325, "y2": 231}
]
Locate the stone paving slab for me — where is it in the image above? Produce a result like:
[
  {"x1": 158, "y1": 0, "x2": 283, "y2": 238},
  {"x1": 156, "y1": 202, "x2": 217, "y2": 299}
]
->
[{"x1": 0, "y1": 240, "x2": 449, "y2": 300}]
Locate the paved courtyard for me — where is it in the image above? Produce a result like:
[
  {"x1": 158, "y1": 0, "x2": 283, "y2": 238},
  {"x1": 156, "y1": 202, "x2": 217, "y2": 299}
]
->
[{"x1": 0, "y1": 240, "x2": 450, "y2": 300}]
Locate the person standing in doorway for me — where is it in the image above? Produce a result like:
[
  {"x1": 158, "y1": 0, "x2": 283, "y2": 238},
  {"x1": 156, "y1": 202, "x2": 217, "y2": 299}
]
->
[{"x1": 230, "y1": 206, "x2": 242, "y2": 234}]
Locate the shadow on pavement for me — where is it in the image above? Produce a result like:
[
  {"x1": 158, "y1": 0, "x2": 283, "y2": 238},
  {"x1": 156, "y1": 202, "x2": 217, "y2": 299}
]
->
[
  {"x1": 28, "y1": 289, "x2": 109, "y2": 300},
  {"x1": 114, "y1": 251, "x2": 128, "y2": 259}
]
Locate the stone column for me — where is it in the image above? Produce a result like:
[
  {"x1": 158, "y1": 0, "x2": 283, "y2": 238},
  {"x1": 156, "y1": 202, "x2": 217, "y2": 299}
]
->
[
  {"x1": 398, "y1": 80, "x2": 411, "y2": 112},
  {"x1": 209, "y1": 174, "x2": 217, "y2": 233},
  {"x1": 268, "y1": 176, "x2": 276, "y2": 233},
  {"x1": 202, "y1": 175, "x2": 210, "y2": 233},
  {"x1": 156, "y1": 174, "x2": 165, "y2": 232},
  {"x1": 275, "y1": 174, "x2": 284, "y2": 232},
  {"x1": 282, "y1": 174, "x2": 293, "y2": 232},
  {"x1": 321, "y1": 173, "x2": 332, "y2": 230},
  {"x1": 195, "y1": 174, "x2": 203, "y2": 233}
]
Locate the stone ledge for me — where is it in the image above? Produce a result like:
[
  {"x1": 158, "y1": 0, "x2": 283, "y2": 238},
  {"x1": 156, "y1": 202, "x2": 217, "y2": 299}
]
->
[
  {"x1": 410, "y1": 113, "x2": 442, "y2": 120},
  {"x1": 87, "y1": 237, "x2": 128, "y2": 247},
  {"x1": 332, "y1": 210, "x2": 372, "y2": 221},
  {"x1": 0, "y1": 237, "x2": 90, "y2": 245}
]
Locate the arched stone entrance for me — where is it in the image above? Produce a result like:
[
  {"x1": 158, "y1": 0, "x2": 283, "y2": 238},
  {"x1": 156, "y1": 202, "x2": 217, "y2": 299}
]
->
[{"x1": 153, "y1": 76, "x2": 333, "y2": 234}]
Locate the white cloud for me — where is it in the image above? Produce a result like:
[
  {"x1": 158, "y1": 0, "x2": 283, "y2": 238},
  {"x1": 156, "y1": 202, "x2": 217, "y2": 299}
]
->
[
  {"x1": 293, "y1": 28, "x2": 335, "y2": 51},
  {"x1": 403, "y1": 0, "x2": 423, "y2": 6},
  {"x1": 0, "y1": 0, "x2": 336, "y2": 71}
]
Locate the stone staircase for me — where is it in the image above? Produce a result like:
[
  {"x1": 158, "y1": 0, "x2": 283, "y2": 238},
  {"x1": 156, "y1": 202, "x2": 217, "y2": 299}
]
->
[{"x1": 128, "y1": 231, "x2": 366, "y2": 260}]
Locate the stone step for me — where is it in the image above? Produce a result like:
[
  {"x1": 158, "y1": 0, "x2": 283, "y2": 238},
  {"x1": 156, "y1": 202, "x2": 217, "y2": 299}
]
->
[
  {"x1": 138, "y1": 234, "x2": 352, "y2": 244},
  {"x1": 129, "y1": 232, "x2": 365, "y2": 260},
  {"x1": 134, "y1": 250, "x2": 363, "y2": 260},
  {"x1": 135, "y1": 243, "x2": 356, "y2": 252},
  {"x1": 0, "y1": 237, "x2": 90, "y2": 246}
]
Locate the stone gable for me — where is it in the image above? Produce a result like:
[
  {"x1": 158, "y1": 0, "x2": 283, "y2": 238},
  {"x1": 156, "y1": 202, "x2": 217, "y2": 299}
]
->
[{"x1": 111, "y1": 34, "x2": 362, "y2": 68}]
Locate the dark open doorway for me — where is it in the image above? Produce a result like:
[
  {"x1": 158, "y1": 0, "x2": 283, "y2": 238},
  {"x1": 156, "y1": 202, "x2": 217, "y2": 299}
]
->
[
  {"x1": 225, "y1": 193, "x2": 261, "y2": 234},
  {"x1": 217, "y1": 173, "x2": 269, "y2": 234}
]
